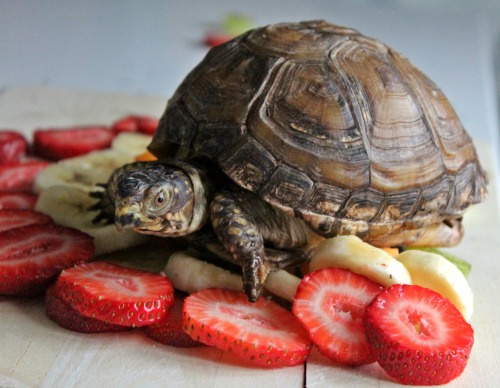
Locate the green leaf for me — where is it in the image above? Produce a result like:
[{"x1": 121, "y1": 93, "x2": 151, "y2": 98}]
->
[{"x1": 405, "y1": 247, "x2": 471, "y2": 278}]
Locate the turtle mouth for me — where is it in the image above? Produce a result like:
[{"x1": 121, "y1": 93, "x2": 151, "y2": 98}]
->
[
  {"x1": 115, "y1": 212, "x2": 167, "y2": 234},
  {"x1": 116, "y1": 212, "x2": 142, "y2": 231}
]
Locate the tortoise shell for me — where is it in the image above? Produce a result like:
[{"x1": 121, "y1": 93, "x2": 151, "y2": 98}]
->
[{"x1": 149, "y1": 20, "x2": 488, "y2": 246}]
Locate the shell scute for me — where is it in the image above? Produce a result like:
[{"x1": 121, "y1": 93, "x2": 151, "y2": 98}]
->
[
  {"x1": 218, "y1": 137, "x2": 277, "y2": 193},
  {"x1": 151, "y1": 20, "x2": 488, "y2": 246},
  {"x1": 259, "y1": 164, "x2": 314, "y2": 212}
]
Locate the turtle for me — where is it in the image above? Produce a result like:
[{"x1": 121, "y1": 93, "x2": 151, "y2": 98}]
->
[{"x1": 92, "y1": 20, "x2": 488, "y2": 302}]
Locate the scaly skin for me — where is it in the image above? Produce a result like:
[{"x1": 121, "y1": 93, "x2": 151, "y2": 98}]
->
[
  {"x1": 93, "y1": 160, "x2": 311, "y2": 301},
  {"x1": 210, "y1": 190, "x2": 310, "y2": 301}
]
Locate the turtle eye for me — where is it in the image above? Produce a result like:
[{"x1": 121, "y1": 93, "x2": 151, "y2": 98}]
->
[{"x1": 151, "y1": 189, "x2": 170, "y2": 210}]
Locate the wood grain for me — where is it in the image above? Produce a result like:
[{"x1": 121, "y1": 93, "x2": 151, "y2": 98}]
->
[{"x1": 0, "y1": 87, "x2": 498, "y2": 387}]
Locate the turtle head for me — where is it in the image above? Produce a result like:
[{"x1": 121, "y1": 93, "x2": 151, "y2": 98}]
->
[{"x1": 113, "y1": 162, "x2": 211, "y2": 237}]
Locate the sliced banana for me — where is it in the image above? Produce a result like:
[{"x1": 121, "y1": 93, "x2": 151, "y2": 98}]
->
[
  {"x1": 396, "y1": 250, "x2": 473, "y2": 321},
  {"x1": 33, "y1": 149, "x2": 133, "y2": 193},
  {"x1": 265, "y1": 269, "x2": 301, "y2": 302},
  {"x1": 33, "y1": 132, "x2": 152, "y2": 194},
  {"x1": 164, "y1": 251, "x2": 301, "y2": 302},
  {"x1": 111, "y1": 132, "x2": 152, "y2": 157},
  {"x1": 309, "y1": 235, "x2": 411, "y2": 287},
  {"x1": 164, "y1": 251, "x2": 243, "y2": 294},
  {"x1": 33, "y1": 132, "x2": 155, "y2": 256},
  {"x1": 35, "y1": 185, "x2": 149, "y2": 256}
]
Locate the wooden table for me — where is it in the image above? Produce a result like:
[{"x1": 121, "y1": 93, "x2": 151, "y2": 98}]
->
[{"x1": 1, "y1": 87, "x2": 499, "y2": 387}]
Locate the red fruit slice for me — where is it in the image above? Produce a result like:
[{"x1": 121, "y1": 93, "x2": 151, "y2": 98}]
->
[
  {"x1": 0, "y1": 224, "x2": 95, "y2": 296},
  {"x1": 0, "y1": 160, "x2": 50, "y2": 191},
  {"x1": 363, "y1": 284, "x2": 474, "y2": 386},
  {"x1": 111, "y1": 115, "x2": 158, "y2": 135},
  {"x1": 292, "y1": 268, "x2": 383, "y2": 366},
  {"x1": 0, "y1": 209, "x2": 53, "y2": 232},
  {"x1": 0, "y1": 192, "x2": 38, "y2": 210},
  {"x1": 33, "y1": 126, "x2": 115, "y2": 160},
  {"x1": 143, "y1": 292, "x2": 204, "y2": 347},
  {"x1": 45, "y1": 284, "x2": 129, "y2": 334},
  {"x1": 183, "y1": 288, "x2": 312, "y2": 368},
  {"x1": 203, "y1": 33, "x2": 233, "y2": 47},
  {"x1": 111, "y1": 116, "x2": 137, "y2": 133},
  {"x1": 56, "y1": 261, "x2": 174, "y2": 327},
  {"x1": 136, "y1": 116, "x2": 159, "y2": 135},
  {"x1": 0, "y1": 131, "x2": 28, "y2": 164}
]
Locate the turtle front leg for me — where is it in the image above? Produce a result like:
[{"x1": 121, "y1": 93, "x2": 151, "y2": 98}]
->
[
  {"x1": 89, "y1": 183, "x2": 115, "y2": 224},
  {"x1": 210, "y1": 190, "x2": 311, "y2": 302}
]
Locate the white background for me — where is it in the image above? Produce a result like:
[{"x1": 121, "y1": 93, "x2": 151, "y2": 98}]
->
[{"x1": 1, "y1": 0, "x2": 499, "y2": 145}]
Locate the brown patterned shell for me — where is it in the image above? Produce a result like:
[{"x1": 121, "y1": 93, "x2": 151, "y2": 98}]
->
[{"x1": 150, "y1": 20, "x2": 488, "y2": 247}]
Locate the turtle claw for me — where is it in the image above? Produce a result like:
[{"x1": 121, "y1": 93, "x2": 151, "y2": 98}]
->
[
  {"x1": 88, "y1": 185, "x2": 115, "y2": 225},
  {"x1": 241, "y1": 251, "x2": 270, "y2": 302}
]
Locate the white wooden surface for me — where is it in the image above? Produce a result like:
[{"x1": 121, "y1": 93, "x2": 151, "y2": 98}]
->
[{"x1": 1, "y1": 87, "x2": 499, "y2": 388}]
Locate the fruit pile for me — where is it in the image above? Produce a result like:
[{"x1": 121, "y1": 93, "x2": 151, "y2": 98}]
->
[
  {"x1": 0, "y1": 119, "x2": 475, "y2": 385},
  {"x1": 202, "y1": 14, "x2": 254, "y2": 47},
  {"x1": 0, "y1": 115, "x2": 159, "y2": 294}
]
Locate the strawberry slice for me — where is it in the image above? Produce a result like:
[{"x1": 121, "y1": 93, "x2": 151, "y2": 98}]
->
[
  {"x1": 0, "y1": 224, "x2": 94, "y2": 296},
  {"x1": 292, "y1": 268, "x2": 383, "y2": 366},
  {"x1": 363, "y1": 284, "x2": 474, "y2": 385},
  {"x1": 55, "y1": 261, "x2": 174, "y2": 327},
  {"x1": 136, "y1": 115, "x2": 159, "y2": 135},
  {"x1": 45, "y1": 283, "x2": 129, "y2": 333},
  {"x1": 0, "y1": 209, "x2": 53, "y2": 232},
  {"x1": 143, "y1": 292, "x2": 204, "y2": 347},
  {"x1": 182, "y1": 288, "x2": 312, "y2": 368},
  {"x1": 0, "y1": 192, "x2": 38, "y2": 210},
  {"x1": 33, "y1": 126, "x2": 115, "y2": 160},
  {"x1": 111, "y1": 115, "x2": 158, "y2": 135},
  {"x1": 111, "y1": 116, "x2": 137, "y2": 133},
  {"x1": 203, "y1": 33, "x2": 233, "y2": 47},
  {"x1": 0, "y1": 160, "x2": 50, "y2": 191},
  {"x1": 0, "y1": 131, "x2": 28, "y2": 164}
]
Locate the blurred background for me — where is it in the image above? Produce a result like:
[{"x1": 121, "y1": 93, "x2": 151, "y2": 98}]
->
[{"x1": 0, "y1": 0, "x2": 499, "y2": 146}]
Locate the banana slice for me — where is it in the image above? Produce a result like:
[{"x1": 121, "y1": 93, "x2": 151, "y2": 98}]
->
[
  {"x1": 33, "y1": 132, "x2": 152, "y2": 194},
  {"x1": 164, "y1": 251, "x2": 301, "y2": 302},
  {"x1": 111, "y1": 132, "x2": 152, "y2": 157},
  {"x1": 164, "y1": 251, "x2": 243, "y2": 294},
  {"x1": 33, "y1": 149, "x2": 133, "y2": 193},
  {"x1": 35, "y1": 185, "x2": 149, "y2": 256},
  {"x1": 309, "y1": 235, "x2": 411, "y2": 287},
  {"x1": 396, "y1": 250, "x2": 473, "y2": 321},
  {"x1": 33, "y1": 132, "x2": 155, "y2": 255}
]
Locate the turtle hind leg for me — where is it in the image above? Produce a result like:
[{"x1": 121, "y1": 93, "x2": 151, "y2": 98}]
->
[
  {"x1": 265, "y1": 247, "x2": 308, "y2": 269},
  {"x1": 210, "y1": 190, "x2": 310, "y2": 302}
]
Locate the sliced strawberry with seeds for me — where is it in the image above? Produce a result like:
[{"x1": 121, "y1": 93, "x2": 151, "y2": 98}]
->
[
  {"x1": 363, "y1": 284, "x2": 474, "y2": 385},
  {"x1": 33, "y1": 126, "x2": 115, "y2": 160},
  {"x1": 56, "y1": 261, "x2": 174, "y2": 327},
  {"x1": 143, "y1": 292, "x2": 204, "y2": 347},
  {"x1": 0, "y1": 131, "x2": 28, "y2": 164},
  {"x1": 183, "y1": 288, "x2": 312, "y2": 368},
  {"x1": 45, "y1": 283, "x2": 130, "y2": 334},
  {"x1": 112, "y1": 115, "x2": 158, "y2": 135},
  {"x1": 0, "y1": 192, "x2": 38, "y2": 210},
  {"x1": 0, "y1": 160, "x2": 50, "y2": 191},
  {"x1": 292, "y1": 268, "x2": 383, "y2": 366},
  {"x1": 0, "y1": 209, "x2": 53, "y2": 232},
  {"x1": 0, "y1": 224, "x2": 94, "y2": 296}
]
